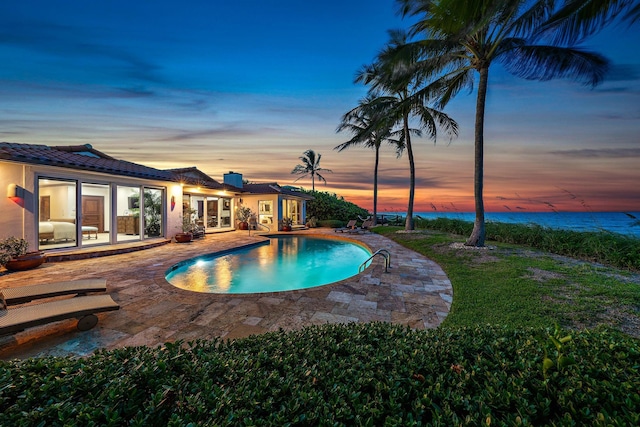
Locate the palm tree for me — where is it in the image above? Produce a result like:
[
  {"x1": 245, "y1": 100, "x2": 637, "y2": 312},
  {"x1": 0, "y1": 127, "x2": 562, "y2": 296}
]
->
[
  {"x1": 394, "y1": 0, "x2": 631, "y2": 246},
  {"x1": 335, "y1": 94, "x2": 404, "y2": 226},
  {"x1": 291, "y1": 149, "x2": 332, "y2": 191},
  {"x1": 358, "y1": 31, "x2": 458, "y2": 231}
]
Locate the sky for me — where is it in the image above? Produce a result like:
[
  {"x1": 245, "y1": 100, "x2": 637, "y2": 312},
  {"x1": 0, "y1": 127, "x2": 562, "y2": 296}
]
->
[{"x1": 1, "y1": 0, "x2": 639, "y2": 213}]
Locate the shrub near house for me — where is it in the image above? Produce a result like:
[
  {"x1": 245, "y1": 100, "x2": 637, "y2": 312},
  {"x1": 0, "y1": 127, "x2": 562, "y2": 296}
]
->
[{"x1": 304, "y1": 190, "x2": 368, "y2": 223}]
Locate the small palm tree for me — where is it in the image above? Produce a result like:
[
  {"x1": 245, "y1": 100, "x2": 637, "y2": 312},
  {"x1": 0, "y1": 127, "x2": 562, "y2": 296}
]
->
[
  {"x1": 291, "y1": 149, "x2": 332, "y2": 191},
  {"x1": 336, "y1": 93, "x2": 404, "y2": 226},
  {"x1": 395, "y1": 0, "x2": 632, "y2": 245}
]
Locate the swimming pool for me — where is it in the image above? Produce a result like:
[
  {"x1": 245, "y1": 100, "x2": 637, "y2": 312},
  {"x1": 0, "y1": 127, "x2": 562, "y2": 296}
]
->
[{"x1": 165, "y1": 235, "x2": 372, "y2": 294}]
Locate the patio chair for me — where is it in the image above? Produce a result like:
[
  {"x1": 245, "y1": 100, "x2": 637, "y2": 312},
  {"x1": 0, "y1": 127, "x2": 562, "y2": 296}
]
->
[
  {"x1": 346, "y1": 219, "x2": 374, "y2": 234},
  {"x1": 335, "y1": 219, "x2": 357, "y2": 233}
]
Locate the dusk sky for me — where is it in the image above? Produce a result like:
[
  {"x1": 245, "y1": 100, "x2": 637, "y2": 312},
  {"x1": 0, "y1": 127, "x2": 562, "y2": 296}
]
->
[{"x1": 2, "y1": 1, "x2": 639, "y2": 213}]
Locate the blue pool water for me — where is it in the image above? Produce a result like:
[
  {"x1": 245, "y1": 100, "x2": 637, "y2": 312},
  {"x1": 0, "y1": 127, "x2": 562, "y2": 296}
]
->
[{"x1": 165, "y1": 236, "x2": 372, "y2": 294}]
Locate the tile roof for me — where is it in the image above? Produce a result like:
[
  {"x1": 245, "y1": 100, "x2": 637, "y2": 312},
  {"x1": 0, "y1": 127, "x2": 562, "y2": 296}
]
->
[
  {"x1": 167, "y1": 167, "x2": 243, "y2": 192},
  {"x1": 1, "y1": 142, "x2": 177, "y2": 181},
  {"x1": 0, "y1": 142, "x2": 234, "y2": 191},
  {"x1": 243, "y1": 183, "x2": 314, "y2": 200}
]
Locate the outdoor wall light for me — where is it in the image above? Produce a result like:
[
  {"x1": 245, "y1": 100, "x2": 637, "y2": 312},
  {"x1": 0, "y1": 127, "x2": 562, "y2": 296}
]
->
[{"x1": 7, "y1": 183, "x2": 21, "y2": 199}]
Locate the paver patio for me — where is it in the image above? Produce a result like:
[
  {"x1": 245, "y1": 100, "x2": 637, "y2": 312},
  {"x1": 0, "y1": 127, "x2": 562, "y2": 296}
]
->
[{"x1": 0, "y1": 229, "x2": 452, "y2": 360}]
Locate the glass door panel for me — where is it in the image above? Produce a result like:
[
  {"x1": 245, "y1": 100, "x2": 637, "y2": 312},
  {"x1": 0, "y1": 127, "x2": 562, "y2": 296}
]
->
[
  {"x1": 38, "y1": 178, "x2": 78, "y2": 250},
  {"x1": 206, "y1": 197, "x2": 218, "y2": 228},
  {"x1": 220, "y1": 198, "x2": 231, "y2": 228},
  {"x1": 81, "y1": 183, "x2": 110, "y2": 246},
  {"x1": 143, "y1": 188, "x2": 163, "y2": 238},
  {"x1": 116, "y1": 186, "x2": 141, "y2": 242}
]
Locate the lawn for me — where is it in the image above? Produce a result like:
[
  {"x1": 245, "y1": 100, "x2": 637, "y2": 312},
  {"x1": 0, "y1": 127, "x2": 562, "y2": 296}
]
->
[{"x1": 374, "y1": 225, "x2": 640, "y2": 337}]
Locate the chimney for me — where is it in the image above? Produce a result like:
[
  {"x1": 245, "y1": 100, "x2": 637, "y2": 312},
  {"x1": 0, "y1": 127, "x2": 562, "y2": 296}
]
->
[{"x1": 223, "y1": 171, "x2": 243, "y2": 188}]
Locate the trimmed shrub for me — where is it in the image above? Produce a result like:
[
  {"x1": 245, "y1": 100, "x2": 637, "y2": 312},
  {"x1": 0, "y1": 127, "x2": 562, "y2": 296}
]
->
[
  {"x1": 304, "y1": 190, "x2": 369, "y2": 222},
  {"x1": 1, "y1": 323, "x2": 639, "y2": 426}
]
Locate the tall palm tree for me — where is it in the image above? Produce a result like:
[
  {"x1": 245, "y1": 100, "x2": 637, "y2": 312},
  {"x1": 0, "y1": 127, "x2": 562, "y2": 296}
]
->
[
  {"x1": 335, "y1": 94, "x2": 404, "y2": 226},
  {"x1": 291, "y1": 149, "x2": 332, "y2": 191},
  {"x1": 394, "y1": 0, "x2": 629, "y2": 246},
  {"x1": 359, "y1": 31, "x2": 458, "y2": 231}
]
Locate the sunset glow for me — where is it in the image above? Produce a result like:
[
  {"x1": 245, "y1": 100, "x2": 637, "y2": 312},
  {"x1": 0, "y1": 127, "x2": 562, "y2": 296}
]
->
[{"x1": 1, "y1": 1, "x2": 638, "y2": 213}]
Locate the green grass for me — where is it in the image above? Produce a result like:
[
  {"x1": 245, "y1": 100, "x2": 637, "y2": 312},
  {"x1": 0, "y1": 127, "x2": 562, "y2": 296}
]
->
[
  {"x1": 412, "y1": 217, "x2": 640, "y2": 270},
  {"x1": 375, "y1": 227, "x2": 640, "y2": 333}
]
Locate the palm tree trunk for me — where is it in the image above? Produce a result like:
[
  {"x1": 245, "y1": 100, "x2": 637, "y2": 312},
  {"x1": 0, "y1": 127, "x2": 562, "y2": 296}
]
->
[
  {"x1": 404, "y1": 113, "x2": 415, "y2": 231},
  {"x1": 465, "y1": 66, "x2": 488, "y2": 247},
  {"x1": 372, "y1": 145, "x2": 380, "y2": 226},
  {"x1": 311, "y1": 172, "x2": 315, "y2": 192}
]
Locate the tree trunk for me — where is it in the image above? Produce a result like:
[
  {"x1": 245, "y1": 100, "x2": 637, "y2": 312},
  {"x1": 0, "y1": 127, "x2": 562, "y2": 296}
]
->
[
  {"x1": 372, "y1": 145, "x2": 380, "y2": 226},
  {"x1": 404, "y1": 113, "x2": 415, "y2": 231},
  {"x1": 465, "y1": 66, "x2": 488, "y2": 247}
]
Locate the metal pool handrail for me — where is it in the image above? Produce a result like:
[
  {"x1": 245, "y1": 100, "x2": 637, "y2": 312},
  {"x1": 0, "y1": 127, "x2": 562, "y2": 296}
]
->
[
  {"x1": 359, "y1": 249, "x2": 391, "y2": 273},
  {"x1": 248, "y1": 223, "x2": 270, "y2": 236}
]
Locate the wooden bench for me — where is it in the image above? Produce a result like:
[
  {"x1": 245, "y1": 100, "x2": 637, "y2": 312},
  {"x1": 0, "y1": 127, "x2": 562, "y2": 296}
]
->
[
  {"x1": 0, "y1": 279, "x2": 119, "y2": 336},
  {"x1": 2, "y1": 279, "x2": 107, "y2": 306},
  {"x1": 0, "y1": 294, "x2": 119, "y2": 335}
]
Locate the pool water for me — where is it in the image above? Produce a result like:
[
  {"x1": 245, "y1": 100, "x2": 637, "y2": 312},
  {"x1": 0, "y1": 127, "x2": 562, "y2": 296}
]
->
[{"x1": 165, "y1": 235, "x2": 372, "y2": 294}]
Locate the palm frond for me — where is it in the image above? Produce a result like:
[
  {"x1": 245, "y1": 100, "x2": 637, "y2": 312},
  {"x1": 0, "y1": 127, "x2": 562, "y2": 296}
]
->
[
  {"x1": 625, "y1": 2, "x2": 640, "y2": 24},
  {"x1": 536, "y1": 0, "x2": 635, "y2": 45},
  {"x1": 499, "y1": 44, "x2": 609, "y2": 86},
  {"x1": 504, "y1": 0, "x2": 555, "y2": 39}
]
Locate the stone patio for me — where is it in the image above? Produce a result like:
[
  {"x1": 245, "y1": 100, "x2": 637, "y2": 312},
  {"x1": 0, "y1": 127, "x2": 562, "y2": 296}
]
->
[{"x1": 0, "y1": 229, "x2": 452, "y2": 360}]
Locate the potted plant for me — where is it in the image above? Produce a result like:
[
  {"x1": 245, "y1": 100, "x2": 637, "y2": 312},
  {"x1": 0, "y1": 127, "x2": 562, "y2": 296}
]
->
[
  {"x1": 175, "y1": 208, "x2": 196, "y2": 243},
  {"x1": 236, "y1": 206, "x2": 252, "y2": 230},
  {"x1": 0, "y1": 237, "x2": 45, "y2": 271},
  {"x1": 281, "y1": 217, "x2": 293, "y2": 232}
]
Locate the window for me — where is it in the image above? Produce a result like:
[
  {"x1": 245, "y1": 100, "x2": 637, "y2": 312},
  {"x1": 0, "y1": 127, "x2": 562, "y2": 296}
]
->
[{"x1": 259, "y1": 200, "x2": 273, "y2": 224}]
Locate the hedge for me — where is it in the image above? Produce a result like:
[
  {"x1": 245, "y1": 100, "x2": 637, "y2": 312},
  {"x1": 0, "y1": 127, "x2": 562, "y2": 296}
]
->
[{"x1": 1, "y1": 323, "x2": 638, "y2": 426}]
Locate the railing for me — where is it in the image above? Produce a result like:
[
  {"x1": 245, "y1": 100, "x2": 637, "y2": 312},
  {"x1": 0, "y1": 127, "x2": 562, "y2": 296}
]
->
[
  {"x1": 359, "y1": 249, "x2": 391, "y2": 273},
  {"x1": 256, "y1": 223, "x2": 270, "y2": 232},
  {"x1": 248, "y1": 222, "x2": 270, "y2": 236}
]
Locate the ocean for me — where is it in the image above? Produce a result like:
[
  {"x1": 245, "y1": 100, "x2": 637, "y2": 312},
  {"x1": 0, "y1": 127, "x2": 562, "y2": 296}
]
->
[{"x1": 377, "y1": 211, "x2": 640, "y2": 238}]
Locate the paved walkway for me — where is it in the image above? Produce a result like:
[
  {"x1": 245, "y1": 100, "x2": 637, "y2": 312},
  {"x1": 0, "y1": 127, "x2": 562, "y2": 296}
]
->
[{"x1": 0, "y1": 229, "x2": 452, "y2": 360}]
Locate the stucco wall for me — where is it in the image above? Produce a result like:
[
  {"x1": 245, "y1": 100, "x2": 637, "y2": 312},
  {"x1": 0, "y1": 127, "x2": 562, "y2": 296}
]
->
[{"x1": 1, "y1": 161, "x2": 36, "y2": 245}]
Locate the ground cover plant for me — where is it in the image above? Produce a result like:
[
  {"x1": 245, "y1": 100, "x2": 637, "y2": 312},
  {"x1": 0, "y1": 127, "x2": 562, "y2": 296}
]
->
[{"x1": 1, "y1": 323, "x2": 639, "y2": 426}]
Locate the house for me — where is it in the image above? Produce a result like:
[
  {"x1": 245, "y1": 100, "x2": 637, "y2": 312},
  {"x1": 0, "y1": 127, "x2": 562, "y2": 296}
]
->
[
  {"x1": 1, "y1": 142, "x2": 313, "y2": 256},
  {"x1": 223, "y1": 172, "x2": 314, "y2": 231}
]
